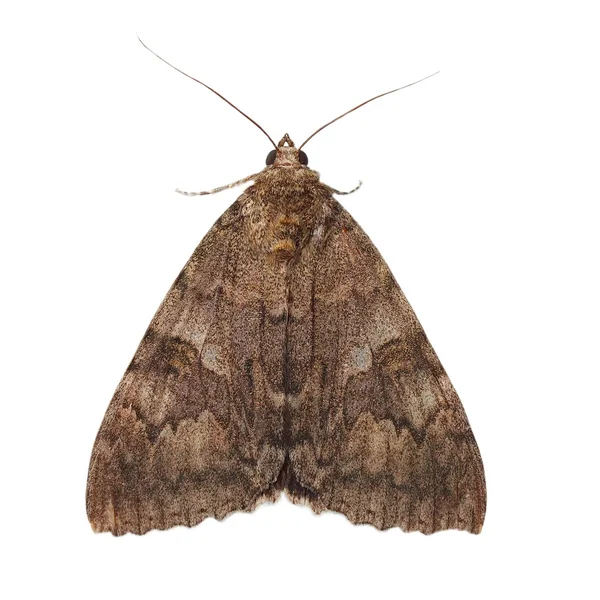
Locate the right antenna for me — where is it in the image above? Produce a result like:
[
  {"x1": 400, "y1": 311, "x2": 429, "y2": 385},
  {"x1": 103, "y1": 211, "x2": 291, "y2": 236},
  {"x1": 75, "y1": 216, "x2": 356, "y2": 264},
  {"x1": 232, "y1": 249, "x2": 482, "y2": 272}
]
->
[{"x1": 299, "y1": 71, "x2": 440, "y2": 150}]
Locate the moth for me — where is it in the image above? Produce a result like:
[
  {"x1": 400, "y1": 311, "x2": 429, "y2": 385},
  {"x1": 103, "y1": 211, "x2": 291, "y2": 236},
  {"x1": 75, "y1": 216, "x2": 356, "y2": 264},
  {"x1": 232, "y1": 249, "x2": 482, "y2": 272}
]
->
[{"x1": 86, "y1": 41, "x2": 486, "y2": 536}]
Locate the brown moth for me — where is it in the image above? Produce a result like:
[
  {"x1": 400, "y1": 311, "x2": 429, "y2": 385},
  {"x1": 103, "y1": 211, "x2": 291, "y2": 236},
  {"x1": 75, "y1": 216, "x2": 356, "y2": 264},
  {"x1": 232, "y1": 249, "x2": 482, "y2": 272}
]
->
[{"x1": 86, "y1": 42, "x2": 486, "y2": 536}]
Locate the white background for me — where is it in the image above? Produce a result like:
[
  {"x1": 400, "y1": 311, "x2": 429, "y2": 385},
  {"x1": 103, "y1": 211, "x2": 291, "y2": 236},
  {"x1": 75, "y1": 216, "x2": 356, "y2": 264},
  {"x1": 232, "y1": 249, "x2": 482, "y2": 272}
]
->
[{"x1": 2, "y1": 1, "x2": 599, "y2": 598}]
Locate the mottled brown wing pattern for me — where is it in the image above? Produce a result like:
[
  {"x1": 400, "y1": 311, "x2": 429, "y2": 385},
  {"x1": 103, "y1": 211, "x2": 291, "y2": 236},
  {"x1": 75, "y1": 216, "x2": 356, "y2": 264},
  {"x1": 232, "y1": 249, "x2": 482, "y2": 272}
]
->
[
  {"x1": 88, "y1": 135, "x2": 485, "y2": 536},
  {"x1": 287, "y1": 202, "x2": 486, "y2": 534},
  {"x1": 86, "y1": 200, "x2": 286, "y2": 535}
]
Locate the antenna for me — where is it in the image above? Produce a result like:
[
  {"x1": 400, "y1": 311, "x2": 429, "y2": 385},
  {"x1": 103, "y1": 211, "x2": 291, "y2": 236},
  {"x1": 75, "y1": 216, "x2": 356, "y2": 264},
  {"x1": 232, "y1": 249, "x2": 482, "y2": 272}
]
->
[
  {"x1": 299, "y1": 71, "x2": 440, "y2": 150},
  {"x1": 137, "y1": 35, "x2": 277, "y2": 149}
]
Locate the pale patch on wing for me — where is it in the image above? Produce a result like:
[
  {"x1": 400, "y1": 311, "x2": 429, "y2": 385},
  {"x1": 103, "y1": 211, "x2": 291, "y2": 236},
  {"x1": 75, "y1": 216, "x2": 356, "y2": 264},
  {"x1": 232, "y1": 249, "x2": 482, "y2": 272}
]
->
[
  {"x1": 171, "y1": 304, "x2": 212, "y2": 348},
  {"x1": 341, "y1": 413, "x2": 391, "y2": 476},
  {"x1": 153, "y1": 412, "x2": 231, "y2": 478},
  {"x1": 350, "y1": 344, "x2": 372, "y2": 371},
  {"x1": 416, "y1": 372, "x2": 439, "y2": 411},
  {"x1": 368, "y1": 308, "x2": 402, "y2": 349},
  {"x1": 269, "y1": 390, "x2": 286, "y2": 408},
  {"x1": 339, "y1": 344, "x2": 373, "y2": 387},
  {"x1": 182, "y1": 412, "x2": 231, "y2": 471},
  {"x1": 266, "y1": 303, "x2": 287, "y2": 320},
  {"x1": 201, "y1": 343, "x2": 229, "y2": 376},
  {"x1": 399, "y1": 371, "x2": 442, "y2": 430}
]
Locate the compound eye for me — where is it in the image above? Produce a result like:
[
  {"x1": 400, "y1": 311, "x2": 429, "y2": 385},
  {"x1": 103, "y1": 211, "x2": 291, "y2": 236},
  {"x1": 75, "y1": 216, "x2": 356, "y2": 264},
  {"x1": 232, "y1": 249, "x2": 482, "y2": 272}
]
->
[
  {"x1": 299, "y1": 150, "x2": 309, "y2": 165},
  {"x1": 266, "y1": 149, "x2": 277, "y2": 165}
]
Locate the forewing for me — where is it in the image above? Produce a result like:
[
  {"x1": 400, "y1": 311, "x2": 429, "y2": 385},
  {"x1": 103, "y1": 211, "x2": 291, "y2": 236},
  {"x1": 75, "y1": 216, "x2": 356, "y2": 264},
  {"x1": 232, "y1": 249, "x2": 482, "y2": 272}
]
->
[
  {"x1": 87, "y1": 200, "x2": 286, "y2": 535},
  {"x1": 287, "y1": 202, "x2": 486, "y2": 534}
]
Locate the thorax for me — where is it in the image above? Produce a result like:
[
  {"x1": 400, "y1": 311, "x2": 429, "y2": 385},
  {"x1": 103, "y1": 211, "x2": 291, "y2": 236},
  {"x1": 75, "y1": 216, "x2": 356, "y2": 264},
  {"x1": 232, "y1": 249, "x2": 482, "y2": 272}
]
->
[{"x1": 242, "y1": 167, "x2": 332, "y2": 262}]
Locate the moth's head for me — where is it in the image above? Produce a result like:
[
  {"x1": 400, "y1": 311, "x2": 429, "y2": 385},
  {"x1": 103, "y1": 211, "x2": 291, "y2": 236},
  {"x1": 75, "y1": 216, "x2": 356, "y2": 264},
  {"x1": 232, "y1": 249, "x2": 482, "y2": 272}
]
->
[{"x1": 265, "y1": 134, "x2": 309, "y2": 168}]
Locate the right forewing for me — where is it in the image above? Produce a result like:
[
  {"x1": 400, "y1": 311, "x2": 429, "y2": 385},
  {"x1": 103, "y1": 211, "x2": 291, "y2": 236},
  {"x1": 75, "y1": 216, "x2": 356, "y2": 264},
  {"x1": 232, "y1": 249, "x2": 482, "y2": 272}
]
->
[{"x1": 287, "y1": 202, "x2": 486, "y2": 534}]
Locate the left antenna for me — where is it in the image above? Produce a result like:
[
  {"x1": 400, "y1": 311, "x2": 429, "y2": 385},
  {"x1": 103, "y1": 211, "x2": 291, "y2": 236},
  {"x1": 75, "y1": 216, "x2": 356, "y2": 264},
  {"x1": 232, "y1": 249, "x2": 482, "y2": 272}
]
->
[{"x1": 137, "y1": 35, "x2": 277, "y2": 149}]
